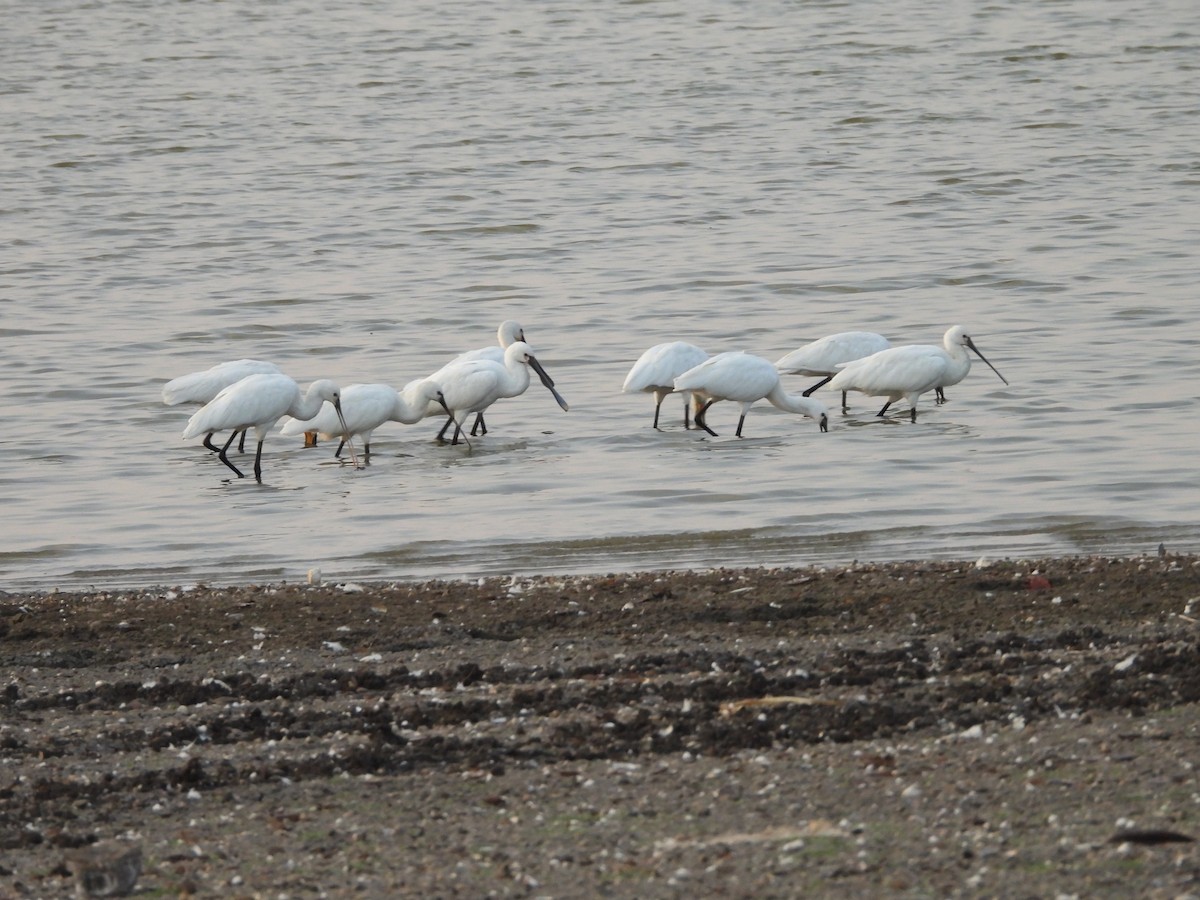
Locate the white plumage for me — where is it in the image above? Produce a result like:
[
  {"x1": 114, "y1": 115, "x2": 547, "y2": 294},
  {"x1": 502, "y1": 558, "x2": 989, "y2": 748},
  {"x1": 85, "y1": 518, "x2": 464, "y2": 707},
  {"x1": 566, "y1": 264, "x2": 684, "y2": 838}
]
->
[
  {"x1": 432, "y1": 341, "x2": 569, "y2": 447},
  {"x1": 162, "y1": 358, "x2": 282, "y2": 406},
  {"x1": 827, "y1": 325, "x2": 1007, "y2": 422},
  {"x1": 280, "y1": 380, "x2": 450, "y2": 457},
  {"x1": 622, "y1": 341, "x2": 709, "y2": 429},
  {"x1": 162, "y1": 358, "x2": 283, "y2": 453},
  {"x1": 774, "y1": 332, "x2": 890, "y2": 406},
  {"x1": 183, "y1": 374, "x2": 356, "y2": 480},
  {"x1": 426, "y1": 320, "x2": 528, "y2": 437},
  {"x1": 673, "y1": 352, "x2": 829, "y2": 437}
]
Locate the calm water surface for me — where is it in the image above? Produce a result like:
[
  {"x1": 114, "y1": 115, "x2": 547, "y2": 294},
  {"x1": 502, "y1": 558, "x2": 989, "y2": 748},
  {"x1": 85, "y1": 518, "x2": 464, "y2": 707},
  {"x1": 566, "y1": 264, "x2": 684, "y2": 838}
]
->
[{"x1": 2, "y1": 0, "x2": 1198, "y2": 590}]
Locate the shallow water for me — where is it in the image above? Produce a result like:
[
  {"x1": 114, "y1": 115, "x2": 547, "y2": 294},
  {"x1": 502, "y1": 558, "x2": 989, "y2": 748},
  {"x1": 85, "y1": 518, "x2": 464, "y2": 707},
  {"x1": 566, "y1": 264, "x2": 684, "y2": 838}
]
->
[{"x1": 2, "y1": 0, "x2": 1198, "y2": 590}]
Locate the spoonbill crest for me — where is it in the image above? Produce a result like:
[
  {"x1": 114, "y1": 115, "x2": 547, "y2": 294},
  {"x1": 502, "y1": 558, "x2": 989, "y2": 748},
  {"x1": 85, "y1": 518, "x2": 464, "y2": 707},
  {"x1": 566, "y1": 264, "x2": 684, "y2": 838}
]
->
[
  {"x1": 826, "y1": 325, "x2": 1007, "y2": 422},
  {"x1": 433, "y1": 341, "x2": 568, "y2": 447},
  {"x1": 280, "y1": 380, "x2": 451, "y2": 458},
  {"x1": 673, "y1": 351, "x2": 829, "y2": 437},
  {"x1": 774, "y1": 332, "x2": 890, "y2": 407},
  {"x1": 622, "y1": 341, "x2": 709, "y2": 429},
  {"x1": 183, "y1": 374, "x2": 357, "y2": 480},
  {"x1": 162, "y1": 358, "x2": 281, "y2": 452}
]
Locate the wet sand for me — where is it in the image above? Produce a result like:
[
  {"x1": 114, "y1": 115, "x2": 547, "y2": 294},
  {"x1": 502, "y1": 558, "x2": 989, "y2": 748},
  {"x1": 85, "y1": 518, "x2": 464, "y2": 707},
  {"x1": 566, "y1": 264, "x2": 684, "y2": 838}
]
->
[{"x1": 2, "y1": 555, "x2": 1199, "y2": 897}]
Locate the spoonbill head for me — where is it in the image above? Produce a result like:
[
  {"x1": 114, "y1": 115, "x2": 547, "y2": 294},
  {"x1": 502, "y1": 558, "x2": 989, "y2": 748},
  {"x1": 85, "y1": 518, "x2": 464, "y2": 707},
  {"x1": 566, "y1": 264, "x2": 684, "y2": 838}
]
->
[
  {"x1": 280, "y1": 380, "x2": 451, "y2": 457},
  {"x1": 774, "y1": 332, "x2": 890, "y2": 406},
  {"x1": 673, "y1": 351, "x2": 828, "y2": 437},
  {"x1": 162, "y1": 358, "x2": 282, "y2": 453},
  {"x1": 826, "y1": 325, "x2": 1007, "y2": 422},
  {"x1": 435, "y1": 341, "x2": 568, "y2": 446},
  {"x1": 622, "y1": 341, "x2": 709, "y2": 429},
  {"x1": 183, "y1": 374, "x2": 356, "y2": 480}
]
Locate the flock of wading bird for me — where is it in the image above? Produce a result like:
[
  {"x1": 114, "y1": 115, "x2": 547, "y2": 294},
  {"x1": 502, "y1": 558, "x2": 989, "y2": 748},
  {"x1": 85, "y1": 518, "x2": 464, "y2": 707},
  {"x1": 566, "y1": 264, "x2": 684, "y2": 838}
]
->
[{"x1": 164, "y1": 321, "x2": 1008, "y2": 482}]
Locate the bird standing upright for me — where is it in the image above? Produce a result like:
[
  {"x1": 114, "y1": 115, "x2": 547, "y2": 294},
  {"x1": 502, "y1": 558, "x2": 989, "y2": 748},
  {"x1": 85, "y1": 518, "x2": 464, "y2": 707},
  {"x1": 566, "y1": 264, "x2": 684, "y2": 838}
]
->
[
  {"x1": 433, "y1": 341, "x2": 569, "y2": 447},
  {"x1": 827, "y1": 325, "x2": 1007, "y2": 422}
]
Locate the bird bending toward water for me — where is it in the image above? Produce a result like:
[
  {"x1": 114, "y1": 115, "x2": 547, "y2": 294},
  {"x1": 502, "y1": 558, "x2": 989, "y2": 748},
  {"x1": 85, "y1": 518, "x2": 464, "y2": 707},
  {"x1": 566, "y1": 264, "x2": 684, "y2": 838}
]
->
[
  {"x1": 827, "y1": 325, "x2": 1007, "y2": 422},
  {"x1": 673, "y1": 352, "x2": 828, "y2": 437},
  {"x1": 622, "y1": 341, "x2": 709, "y2": 429},
  {"x1": 162, "y1": 358, "x2": 281, "y2": 452},
  {"x1": 280, "y1": 380, "x2": 451, "y2": 458},
  {"x1": 183, "y1": 374, "x2": 357, "y2": 480},
  {"x1": 774, "y1": 332, "x2": 890, "y2": 408}
]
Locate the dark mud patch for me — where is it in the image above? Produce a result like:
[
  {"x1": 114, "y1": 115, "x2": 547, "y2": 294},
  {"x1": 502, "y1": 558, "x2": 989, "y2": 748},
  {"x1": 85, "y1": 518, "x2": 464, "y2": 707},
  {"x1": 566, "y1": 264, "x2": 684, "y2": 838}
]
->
[{"x1": 2, "y1": 555, "x2": 1200, "y2": 896}]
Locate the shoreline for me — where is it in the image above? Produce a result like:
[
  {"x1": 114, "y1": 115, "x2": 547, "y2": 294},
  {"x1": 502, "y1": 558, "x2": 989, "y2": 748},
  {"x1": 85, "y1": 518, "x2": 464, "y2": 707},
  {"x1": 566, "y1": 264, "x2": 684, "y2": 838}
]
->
[{"x1": 3, "y1": 554, "x2": 1199, "y2": 897}]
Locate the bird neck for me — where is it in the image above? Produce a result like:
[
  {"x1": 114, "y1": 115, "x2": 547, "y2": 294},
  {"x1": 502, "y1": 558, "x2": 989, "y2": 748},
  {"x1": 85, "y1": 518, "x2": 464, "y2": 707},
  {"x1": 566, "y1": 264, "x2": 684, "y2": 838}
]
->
[{"x1": 766, "y1": 384, "x2": 822, "y2": 417}]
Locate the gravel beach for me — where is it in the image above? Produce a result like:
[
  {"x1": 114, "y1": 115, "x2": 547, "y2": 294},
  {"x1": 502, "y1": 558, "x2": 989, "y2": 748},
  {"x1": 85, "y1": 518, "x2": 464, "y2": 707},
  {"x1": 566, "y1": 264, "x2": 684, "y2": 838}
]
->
[{"x1": 3, "y1": 555, "x2": 1199, "y2": 897}]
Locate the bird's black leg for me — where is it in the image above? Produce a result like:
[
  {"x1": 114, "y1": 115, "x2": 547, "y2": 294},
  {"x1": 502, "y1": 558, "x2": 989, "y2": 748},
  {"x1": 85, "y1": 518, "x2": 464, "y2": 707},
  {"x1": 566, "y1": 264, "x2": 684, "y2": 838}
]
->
[
  {"x1": 217, "y1": 431, "x2": 245, "y2": 478},
  {"x1": 470, "y1": 412, "x2": 487, "y2": 436},
  {"x1": 935, "y1": 387, "x2": 947, "y2": 404},
  {"x1": 841, "y1": 390, "x2": 849, "y2": 409},
  {"x1": 362, "y1": 440, "x2": 371, "y2": 458},
  {"x1": 876, "y1": 401, "x2": 893, "y2": 418},
  {"x1": 237, "y1": 429, "x2": 247, "y2": 453},
  {"x1": 436, "y1": 416, "x2": 455, "y2": 442},
  {"x1": 252, "y1": 440, "x2": 264, "y2": 482},
  {"x1": 735, "y1": 414, "x2": 747, "y2": 438},
  {"x1": 910, "y1": 407, "x2": 918, "y2": 423},
  {"x1": 802, "y1": 375, "x2": 833, "y2": 397},
  {"x1": 203, "y1": 433, "x2": 219, "y2": 453},
  {"x1": 696, "y1": 400, "x2": 719, "y2": 437},
  {"x1": 652, "y1": 400, "x2": 662, "y2": 430},
  {"x1": 335, "y1": 439, "x2": 346, "y2": 458}
]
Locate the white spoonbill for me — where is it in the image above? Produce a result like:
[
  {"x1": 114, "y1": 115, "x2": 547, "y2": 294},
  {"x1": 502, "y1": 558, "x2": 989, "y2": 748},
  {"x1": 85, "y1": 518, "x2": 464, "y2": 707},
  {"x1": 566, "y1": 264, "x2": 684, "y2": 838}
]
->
[
  {"x1": 183, "y1": 374, "x2": 357, "y2": 480},
  {"x1": 434, "y1": 341, "x2": 569, "y2": 447},
  {"x1": 774, "y1": 332, "x2": 890, "y2": 407},
  {"x1": 673, "y1": 352, "x2": 829, "y2": 437},
  {"x1": 280, "y1": 380, "x2": 452, "y2": 458},
  {"x1": 430, "y1": 320, "x2": 528, "y2": 437},
  {"x1": 826, "y1": 325, "x2": 1007, "y2": 423},
  {"x1": 621, "y1": 341, "x2": 709, "y2": 429},
  {"x1": 162, "y1": 358, "x2": 281, "y2": 452}
]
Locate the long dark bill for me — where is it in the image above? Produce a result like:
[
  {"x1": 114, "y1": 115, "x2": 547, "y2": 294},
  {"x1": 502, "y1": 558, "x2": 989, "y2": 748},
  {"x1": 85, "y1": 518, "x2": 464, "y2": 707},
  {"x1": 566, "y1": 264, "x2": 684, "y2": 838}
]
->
[
  {"x1": 333, "y1": 399, "x2": 361, "y2": 469},
  {"x1": 965, "y1": 338, "x2": 1009, "y2": 385},
  {"x1": 528, "y1": 356, "x2": 570, "y2": 411},
  {"x1": 435, "y1": 392, "x2": 453, "y2": 418}
]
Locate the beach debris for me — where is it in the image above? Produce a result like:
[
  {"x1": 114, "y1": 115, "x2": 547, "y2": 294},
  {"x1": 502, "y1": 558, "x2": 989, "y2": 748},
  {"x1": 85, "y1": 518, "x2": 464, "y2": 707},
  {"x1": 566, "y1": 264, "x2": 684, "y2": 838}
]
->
[
  {"x1": 307, "y1": 568, "x2": 322, "y2": 585},
  {"x1": 64, "y1": 840, "x2": 142, "y2": 898},
  {"x1": 719, "y1": 696, "x2": 836, "y2": 716}
]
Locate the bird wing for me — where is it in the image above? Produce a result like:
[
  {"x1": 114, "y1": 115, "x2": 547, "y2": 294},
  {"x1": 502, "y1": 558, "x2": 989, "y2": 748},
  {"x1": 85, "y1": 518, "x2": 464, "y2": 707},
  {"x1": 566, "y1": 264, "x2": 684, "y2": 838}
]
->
[
  {"x1": 182, "y1": 374, "x2": 293, "y2": 439},
  {"x1": 280, "y1": 384, "x2": 391, "y2": 437},
  {"x1": 162, "y1": 360, "x2": 280, "y2": 405},
  {"x1": 438, "y1": 360, "x2": 503, "y2": 414},
  {"x1": 829, "y1": 345, "x2": 947, "y2": 394},
  {"x1": 623, "y1": 342, "x2": 708, "y2": 392},
  {"x1": 776, "y1": 333, "x2": 890, "y2": 374}
]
